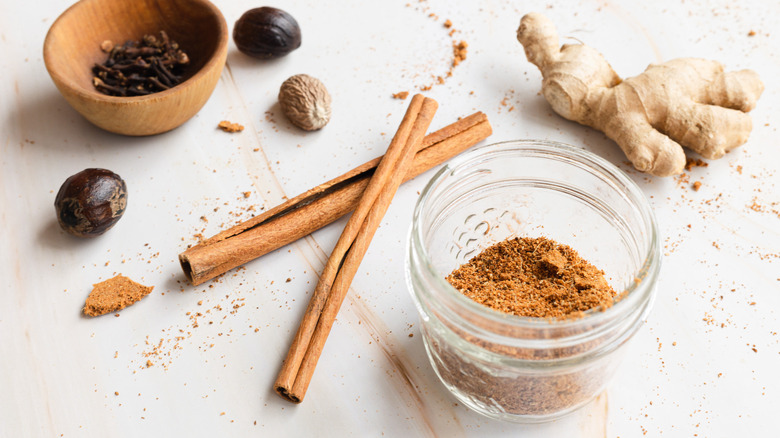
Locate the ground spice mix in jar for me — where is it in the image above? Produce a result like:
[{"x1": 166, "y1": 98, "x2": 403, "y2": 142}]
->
[
  {"x1": 446, "y1": 236, "x2": 619, "y2": 319},
  {"x1": 406, "y1": 141, "x2": 659, "y2": 422}
]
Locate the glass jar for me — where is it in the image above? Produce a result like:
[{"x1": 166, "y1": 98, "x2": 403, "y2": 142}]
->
[{"x1": 406, "y1": 140, "x2": 660, "y2": 423}]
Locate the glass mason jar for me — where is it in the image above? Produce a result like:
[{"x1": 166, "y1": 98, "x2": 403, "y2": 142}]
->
[{"x1": 406, "y1": 140, "x2": 660, "y2": 423}]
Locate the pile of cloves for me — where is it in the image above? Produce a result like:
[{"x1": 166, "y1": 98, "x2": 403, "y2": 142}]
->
[{"x1": 92, "y1": 31, "x2": 190, "y2": 97}]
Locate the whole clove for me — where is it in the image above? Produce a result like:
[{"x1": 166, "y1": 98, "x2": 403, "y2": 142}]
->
[{"x1": 91, "y1": 31, "x2": 190, "y2": 97}]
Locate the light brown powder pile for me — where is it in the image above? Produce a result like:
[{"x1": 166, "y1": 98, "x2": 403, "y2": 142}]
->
[
  {"x1": 446, "y1": 236, "x2": 616, "y2": 318},
  {"x1": 84, "y1": 274, "x2": 154, "y2": 317}
]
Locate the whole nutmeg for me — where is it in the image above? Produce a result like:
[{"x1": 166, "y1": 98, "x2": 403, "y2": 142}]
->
[
  {"x1": 233, "y1": 7, "x2": 301, "y2": 59},
  {"x1": 54, "y1": 168, "x2": 127, "y2": 238},
  {"x1": 278, "y1": 74, "x2": 332, "y2": 131}
]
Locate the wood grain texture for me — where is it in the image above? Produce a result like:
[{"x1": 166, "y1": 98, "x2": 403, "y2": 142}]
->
[
  {"x1": 2, "y1": 0, "x2": 779, "y2": 436},
  {"x1": 43, "y1": 0, "x2": 228, "y2": 135}
]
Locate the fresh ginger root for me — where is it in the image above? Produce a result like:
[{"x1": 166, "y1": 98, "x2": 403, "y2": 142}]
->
[{"x1": 517, "y1": 13, "x2": 764, "y2": 176}]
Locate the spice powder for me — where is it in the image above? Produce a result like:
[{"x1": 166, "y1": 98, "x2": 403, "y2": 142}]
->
[
  {"x1": 446, "y1": 236, "x2": 617, "y2": 318},
  {"x1": 431, "y1": 236, "x2": 622, "y2": 416},
  {"x1": 83, "y1": 274, "x2": 153, "y2": 317}
]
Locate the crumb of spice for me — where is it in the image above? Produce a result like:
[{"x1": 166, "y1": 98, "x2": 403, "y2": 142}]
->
[
  {"x1": 392, "y1": 91, "x2": 410, "y2": 100},
  {"x1": 685, "y1": 157, "x2": 709, "y2": 171},
  {"x1": 452, "y1": 41, "x2": 468, "y2": 67},
  {"x1": 83, "y1": 274, "x2": 154, "y2": 317},
  {"x1": 446, "y1": 236, "x2": 617, "y2": 318},
  {"x1": 443, "y1": 19, "x2": 453, "y2": 28},
  {"x1": 218, "y1": 121, "x2": 244, "y2": 133},
  {"x1": 693, "y1": 181, "x2": 702, "y2": 191}
]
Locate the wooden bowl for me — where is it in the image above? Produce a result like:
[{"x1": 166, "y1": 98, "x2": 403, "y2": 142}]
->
[{"x1": 43, "y1": 0, "x2": 228, "y2": 136}]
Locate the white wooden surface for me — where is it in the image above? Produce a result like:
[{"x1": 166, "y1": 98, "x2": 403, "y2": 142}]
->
[{"x1": 2, "y1": 0, "x2": 778, "y2": 436}]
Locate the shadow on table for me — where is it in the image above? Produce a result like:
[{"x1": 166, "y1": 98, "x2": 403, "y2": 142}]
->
[
  {"x1": 37, "y1": 217, "x2": 105, "y2": 251},
  {"x1": 2, "y1": 87, "x2": 192, "y2": 160}
]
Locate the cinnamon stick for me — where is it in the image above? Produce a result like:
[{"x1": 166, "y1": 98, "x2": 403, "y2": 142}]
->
[
  {"x1": 179, "y1": 112, "x2": 492, "y2": 286},
  {"x1": 273, "y1": 95, "x2": 425, "y2": 399},
  {"x1": 275, "y1": 95, "x2": 438, "y2": 403}
]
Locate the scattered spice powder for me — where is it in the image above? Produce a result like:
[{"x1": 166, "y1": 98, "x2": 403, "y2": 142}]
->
[
  {"x1": 218, "y1": 121, "x2": 245, "y2": 133},
  {"x1": 83, "y1": 274, "x2": 154, "y2": 317},
  {"x1": 446, "y1": 236, "x2": 617, "y2": 318},
  {"x1": 401, "y1": 4, "x2": 468, "y2": 91}
]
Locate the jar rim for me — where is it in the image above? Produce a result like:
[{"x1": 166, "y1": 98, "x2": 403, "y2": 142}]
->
[{"x1": 410, "y1": 139, "x2": 661, "y2": 331}]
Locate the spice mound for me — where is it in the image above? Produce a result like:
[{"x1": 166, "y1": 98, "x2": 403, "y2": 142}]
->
[
  {"x1": 83, "y1": 274, "x2": 154, "y2": 317},
  {"x1": 446, "y1": 236, "x2": 617, "y2": 318},
  {"x1": 92, "y1": 31, "x2": 190, "y2": 97}
]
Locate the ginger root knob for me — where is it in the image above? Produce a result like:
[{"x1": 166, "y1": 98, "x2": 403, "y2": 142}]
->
[{"x1": 517, "y1": 12, "x2": 764, "y2": 177}]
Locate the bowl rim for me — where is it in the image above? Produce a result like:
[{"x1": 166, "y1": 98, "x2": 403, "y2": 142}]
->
[
  {"x1": 42, "y1": 0, "x2": 229, "y2": 104},
  {"x1": 410, "y1": 139, "x2": 661, "y2": 331}
]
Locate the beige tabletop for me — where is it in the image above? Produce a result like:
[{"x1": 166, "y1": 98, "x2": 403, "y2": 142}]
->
[{"x1": 1, "y1": 0, "x2": 778, "y2": 436}]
